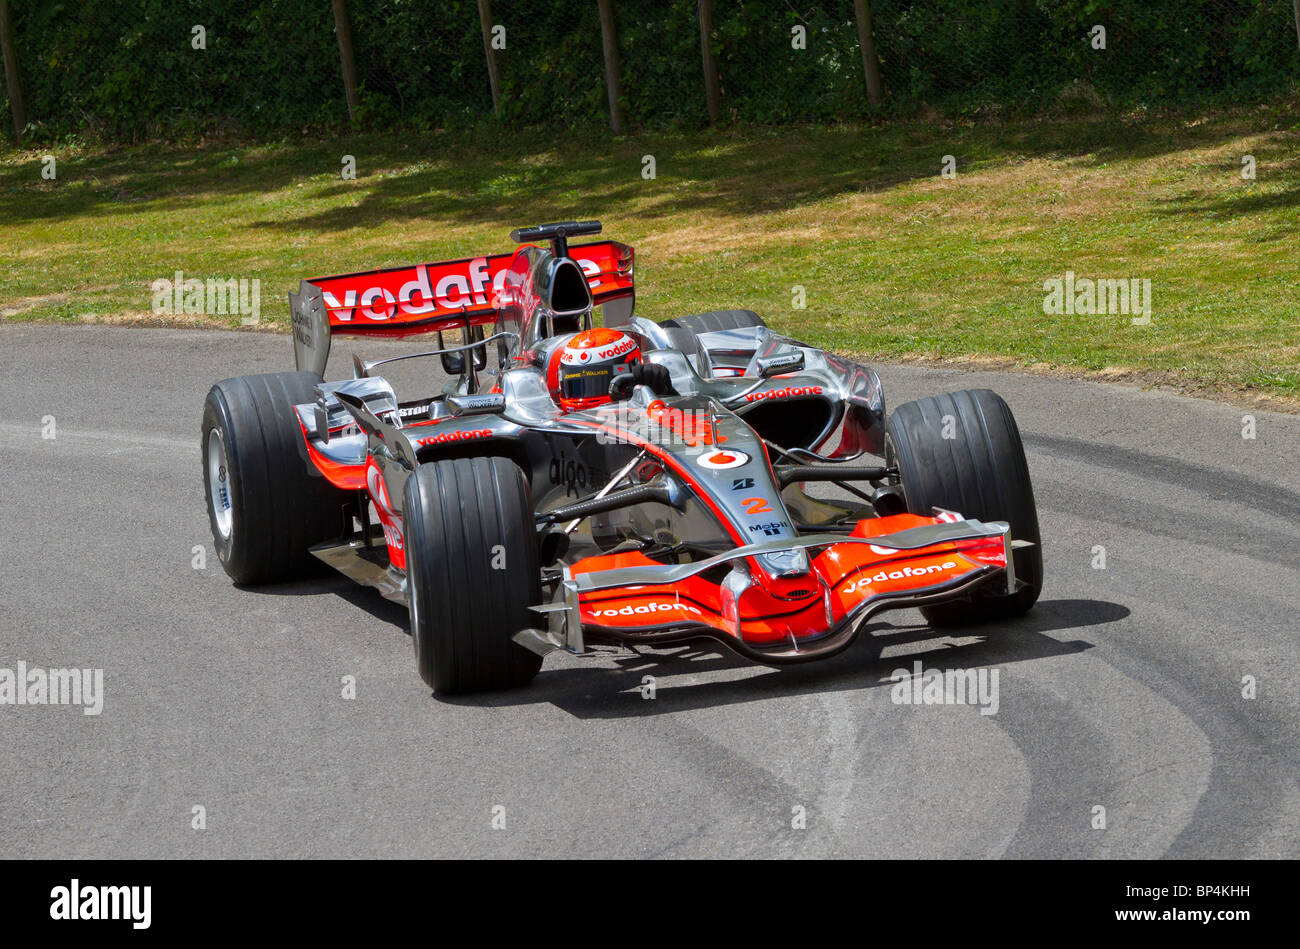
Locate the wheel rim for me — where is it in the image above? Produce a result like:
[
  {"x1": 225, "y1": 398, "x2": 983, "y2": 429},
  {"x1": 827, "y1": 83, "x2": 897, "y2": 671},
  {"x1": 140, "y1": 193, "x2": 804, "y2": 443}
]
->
[{"x1": 206, "y1": 428, "x2": 233, "y2": 541}]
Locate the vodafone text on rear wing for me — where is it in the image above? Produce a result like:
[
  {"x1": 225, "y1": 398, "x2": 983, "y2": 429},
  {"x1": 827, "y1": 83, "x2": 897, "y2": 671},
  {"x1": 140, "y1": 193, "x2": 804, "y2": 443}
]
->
[{"x1": 289, "y1": 239, "x2": 634, "y2": 376}]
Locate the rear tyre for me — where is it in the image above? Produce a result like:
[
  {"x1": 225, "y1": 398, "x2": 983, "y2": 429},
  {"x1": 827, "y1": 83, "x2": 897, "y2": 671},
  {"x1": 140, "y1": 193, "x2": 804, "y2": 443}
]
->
[
  {"x1": 660, "y1": 309, "x2": 767, "y2": 334},
  {"x1": 201, "y1": 371, "x2": 350, "y2": 584},
  {"x1": 403, "y1": 457, "x2": 543, "y2": 694},
  {"x1": 659, "y1": 310, "x2": 769, "y2": 375},
  {"x1": 884, "y1": 388, "x2": 1042, "y2": 625}
]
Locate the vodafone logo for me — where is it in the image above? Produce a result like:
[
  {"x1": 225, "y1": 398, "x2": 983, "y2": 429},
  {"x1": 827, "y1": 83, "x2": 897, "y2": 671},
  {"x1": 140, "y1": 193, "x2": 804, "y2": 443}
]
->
[
  {"x1": 594, "y1": 337, "x2": 637, "y2": 361},
  {"x1": 326, "y1": 259, "x2": 506, "y2": 322},
  {"x1": 316, "y1": 249, "x2": 622, "y2": 324},
  {"x1": 561, "y1": 333, "x2": 637, "y2": 365},
  {"x1": 415, "y1": 428, "x2": 492, "y2": 446},
  {"x1": 696, "y1": 449, "x2": 750, "y2": 470},
  {"x1": 842, "y1": 561, "x2": 961, "y2": 595},
  {"x1": 743, "y1": 385, "x2": 824, "y2": 403},
  {"x1": 589, "y1": 602, "x2": 703, "y2": 619}
]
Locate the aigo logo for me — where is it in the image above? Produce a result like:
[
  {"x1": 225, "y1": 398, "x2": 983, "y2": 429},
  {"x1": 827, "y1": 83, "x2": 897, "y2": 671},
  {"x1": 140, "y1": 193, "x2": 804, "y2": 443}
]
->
[{"x1": 696, "y1": 448, "x2": 750, "y2": 470}]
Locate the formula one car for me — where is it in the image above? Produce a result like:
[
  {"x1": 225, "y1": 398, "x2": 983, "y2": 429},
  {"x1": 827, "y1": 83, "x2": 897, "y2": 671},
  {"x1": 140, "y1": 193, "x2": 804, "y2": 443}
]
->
[{"x1": 202, "y1": 221, "x2": 1041, "y2": 694}]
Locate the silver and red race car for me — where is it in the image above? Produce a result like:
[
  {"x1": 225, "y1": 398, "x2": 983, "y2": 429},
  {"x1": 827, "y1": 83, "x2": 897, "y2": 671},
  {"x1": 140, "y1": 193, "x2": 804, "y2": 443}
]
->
[{"x1": 202, "y1": 221, "x2": 1041, "y2": 695}]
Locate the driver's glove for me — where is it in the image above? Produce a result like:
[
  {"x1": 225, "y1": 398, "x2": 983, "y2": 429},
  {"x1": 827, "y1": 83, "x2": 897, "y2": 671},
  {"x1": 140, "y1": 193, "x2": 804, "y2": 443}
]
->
[{"x1": 629, "y1": 361, "x2": 677, "y2": 396}]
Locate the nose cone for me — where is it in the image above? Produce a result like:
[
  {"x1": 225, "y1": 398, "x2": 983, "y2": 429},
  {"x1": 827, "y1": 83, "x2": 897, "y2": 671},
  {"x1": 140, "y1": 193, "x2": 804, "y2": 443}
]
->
[{"x1": 753, "y1": 548, "x2": 817, "y2": 600}]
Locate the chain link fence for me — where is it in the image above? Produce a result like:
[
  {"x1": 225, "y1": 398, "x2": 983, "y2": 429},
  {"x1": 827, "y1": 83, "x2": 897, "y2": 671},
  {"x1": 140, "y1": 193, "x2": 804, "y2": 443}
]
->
[{"x1": 2, "y1": 0, "x2": 1298, "y2": 143}]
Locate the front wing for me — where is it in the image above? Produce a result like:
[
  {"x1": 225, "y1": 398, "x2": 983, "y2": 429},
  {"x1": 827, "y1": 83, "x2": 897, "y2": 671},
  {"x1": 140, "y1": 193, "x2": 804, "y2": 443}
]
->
[{"x1": 522, "y1": 514, "x2": 1021, "y2": 663}]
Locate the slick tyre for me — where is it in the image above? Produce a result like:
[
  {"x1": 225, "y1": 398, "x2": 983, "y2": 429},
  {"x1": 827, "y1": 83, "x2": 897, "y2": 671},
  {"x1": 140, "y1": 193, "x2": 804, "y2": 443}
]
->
[
  {"x1": 403, "y1": 457, "x2": 543, "y2": 694},
  {"x1": 660, "y1": 309, "x2": 767, "y2": 333},
  {"x1": 201, "y1": 371, "x2": 350, "y2": 584},
  {"x1": 884, "y1": 388, "x2": 1042, "y2": 625}
]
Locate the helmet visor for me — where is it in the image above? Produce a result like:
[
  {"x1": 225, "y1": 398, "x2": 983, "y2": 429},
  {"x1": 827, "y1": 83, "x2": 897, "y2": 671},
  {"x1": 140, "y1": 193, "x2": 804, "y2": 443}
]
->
[{"x1": 560, "y1": 365, "x2": 615, "y2": 401}]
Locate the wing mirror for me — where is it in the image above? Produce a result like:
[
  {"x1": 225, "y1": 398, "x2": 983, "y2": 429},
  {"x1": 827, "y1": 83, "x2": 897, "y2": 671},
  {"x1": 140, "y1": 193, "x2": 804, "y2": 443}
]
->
[
  {"x1": 446, "y1": 393, "x2": 506, "y2": 417},
  {"x1": 756, "y1": 351, "x2": 805, "y2": 377}
]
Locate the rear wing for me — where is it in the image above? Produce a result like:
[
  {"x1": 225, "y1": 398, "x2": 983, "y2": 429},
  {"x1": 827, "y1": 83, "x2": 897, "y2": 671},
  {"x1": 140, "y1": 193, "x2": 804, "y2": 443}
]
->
[{"x1": 290, "y1": 239, "x2": 634, "y2": 376}]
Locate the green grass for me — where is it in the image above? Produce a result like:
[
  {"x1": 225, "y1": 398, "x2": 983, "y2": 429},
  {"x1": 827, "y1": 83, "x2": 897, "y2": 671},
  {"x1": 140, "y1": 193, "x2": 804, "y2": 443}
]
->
[{"x1": 2, "y1": 102, "x2": 1298, "y2": 403}]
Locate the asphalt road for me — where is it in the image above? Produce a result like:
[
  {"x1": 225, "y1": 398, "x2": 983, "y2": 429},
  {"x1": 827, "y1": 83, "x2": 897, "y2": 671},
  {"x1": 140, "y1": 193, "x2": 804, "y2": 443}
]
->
[{"x1": 1, "y1": 323, "x2": 1297, "y2": 859}]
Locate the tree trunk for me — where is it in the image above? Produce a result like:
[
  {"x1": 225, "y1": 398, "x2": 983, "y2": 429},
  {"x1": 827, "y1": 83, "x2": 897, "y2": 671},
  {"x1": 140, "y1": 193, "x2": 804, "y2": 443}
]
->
[
  {"x1": 698, "y1": 0, "x2": 721, "y2": 123},
  {"x1": 331, "y1": 0, "x2": 360, "y2": 122},
  {"x1": 853, "y1": 0, "x2": 884, "y2": 108},
  {"x1": 0, "y1": 0, "x2": 26, "y2": 142},
  {"x1": 597, "y1": 0, "x2": 625, "y2": 132},
  {"x1": 477, "y1": 0, "x2": 502, "y2": 113}
]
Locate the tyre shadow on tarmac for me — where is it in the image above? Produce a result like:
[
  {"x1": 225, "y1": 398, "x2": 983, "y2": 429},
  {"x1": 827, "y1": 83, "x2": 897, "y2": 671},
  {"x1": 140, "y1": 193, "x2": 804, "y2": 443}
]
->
[{"x1": 237, "y1": 574, "x2": 412, "y2": 630}]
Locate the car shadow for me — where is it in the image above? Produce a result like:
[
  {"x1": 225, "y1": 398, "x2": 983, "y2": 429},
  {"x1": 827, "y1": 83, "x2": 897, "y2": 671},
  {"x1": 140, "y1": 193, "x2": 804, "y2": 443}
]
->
[
  {"x1": 440, "y1": 597, "x2": 1128, "y2": 718},
  {"x1": 236, "y1": 575, "x2": 411, "y2": 632}
]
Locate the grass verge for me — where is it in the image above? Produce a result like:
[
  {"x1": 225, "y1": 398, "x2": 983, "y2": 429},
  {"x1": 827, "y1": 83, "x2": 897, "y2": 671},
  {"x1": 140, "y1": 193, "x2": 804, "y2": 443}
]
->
[{"x1": 2, "y1": 102, "x2": 1297, "y2": 406}]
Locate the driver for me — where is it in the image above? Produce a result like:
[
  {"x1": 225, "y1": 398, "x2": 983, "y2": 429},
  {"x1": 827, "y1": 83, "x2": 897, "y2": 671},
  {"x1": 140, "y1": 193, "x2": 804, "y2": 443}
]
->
[{"x1": 550, "y1": 328, "x2": 674, "y2": 412}]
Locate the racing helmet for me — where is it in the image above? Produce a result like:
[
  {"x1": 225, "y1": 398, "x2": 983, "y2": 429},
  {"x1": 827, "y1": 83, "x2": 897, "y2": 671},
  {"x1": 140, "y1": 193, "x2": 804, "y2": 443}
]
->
[{"x1": 553, "y1": 328, "x2": 643, "y2": 411}]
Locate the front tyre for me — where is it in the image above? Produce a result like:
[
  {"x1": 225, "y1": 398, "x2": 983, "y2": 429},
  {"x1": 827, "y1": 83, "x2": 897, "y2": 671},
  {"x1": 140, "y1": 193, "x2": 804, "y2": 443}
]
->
[
  {"x1": 201, "y1": 371, "x2": 350, "y2": 584},
  {"x1": 403, "y1": 457, "x2": 543, "y2": 694},
  {"x1": 885, "y1": 388, "x2": 1042, "y2": 625}
]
